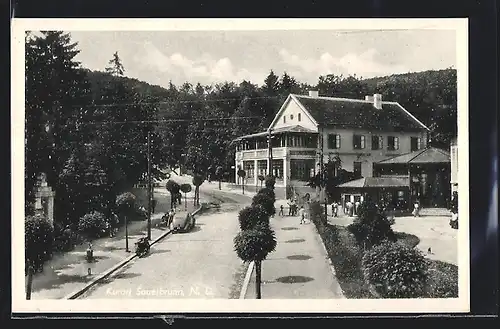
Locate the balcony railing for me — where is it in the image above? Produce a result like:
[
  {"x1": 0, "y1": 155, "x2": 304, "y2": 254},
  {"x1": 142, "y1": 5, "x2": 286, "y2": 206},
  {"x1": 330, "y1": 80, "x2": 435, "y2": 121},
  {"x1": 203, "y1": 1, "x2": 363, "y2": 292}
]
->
[{"x1": 236, "y1": 146, "x2": 317, "y2": 160}]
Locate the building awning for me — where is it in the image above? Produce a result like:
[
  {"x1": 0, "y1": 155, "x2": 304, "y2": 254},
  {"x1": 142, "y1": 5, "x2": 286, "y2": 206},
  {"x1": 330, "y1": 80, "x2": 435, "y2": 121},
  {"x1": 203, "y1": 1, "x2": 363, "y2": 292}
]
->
[
  {"x1": 232, "y1": 125, "x2": 318, "y2": 142},
  {"x1": 337, "y1": 177, "x2": 409, "y2": 188},
  {"x1": 377, "y1": 147, "x2": 450, "y2": 165}
]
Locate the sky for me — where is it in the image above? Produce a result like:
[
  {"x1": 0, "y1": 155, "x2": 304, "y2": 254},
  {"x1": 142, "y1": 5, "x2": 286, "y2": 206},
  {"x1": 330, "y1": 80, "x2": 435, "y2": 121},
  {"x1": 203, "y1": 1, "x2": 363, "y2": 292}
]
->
[{"x1": 66, "y1": 29, "x2": 456, "y2": 89}]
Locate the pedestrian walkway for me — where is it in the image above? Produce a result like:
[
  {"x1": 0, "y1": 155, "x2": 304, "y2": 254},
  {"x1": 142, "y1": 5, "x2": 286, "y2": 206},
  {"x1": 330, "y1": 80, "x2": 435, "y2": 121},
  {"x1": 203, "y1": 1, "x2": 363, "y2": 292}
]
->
[
  {"x1": 244, "y1": 211, "x2": 344, "y2": 299},
  {"x1": 28, "y1": 189, "x2": 201, "y2": 299}
]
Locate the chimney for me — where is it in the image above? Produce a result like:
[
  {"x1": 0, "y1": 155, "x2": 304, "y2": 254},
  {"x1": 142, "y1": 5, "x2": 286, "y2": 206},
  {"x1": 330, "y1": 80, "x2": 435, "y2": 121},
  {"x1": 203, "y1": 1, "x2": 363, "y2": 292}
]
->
[
  {"x1": 365, "y1": 95, "x2": 374, "y2": 102},
  {"x1": 373, "y1": 93, "x2": 382, "y2": 109},
  {"x1": 308, "y1": 90, "x2": 319, "y2": 98}
]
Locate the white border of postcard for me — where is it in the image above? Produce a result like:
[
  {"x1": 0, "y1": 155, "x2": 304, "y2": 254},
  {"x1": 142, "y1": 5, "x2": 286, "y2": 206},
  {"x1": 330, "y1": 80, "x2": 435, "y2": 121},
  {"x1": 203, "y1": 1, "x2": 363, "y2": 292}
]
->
[{"x1": 11, "y1": 18, "x2": 470, "y2": 313}]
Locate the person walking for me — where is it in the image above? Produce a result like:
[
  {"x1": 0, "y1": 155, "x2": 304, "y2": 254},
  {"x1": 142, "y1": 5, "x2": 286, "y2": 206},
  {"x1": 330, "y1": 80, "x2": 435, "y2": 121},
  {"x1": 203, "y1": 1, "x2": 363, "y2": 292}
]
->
[
  {"x1": 279, "y1": 204, "x2": 284, "y2": 216},
  {"x1": 152, "y1": 199, "x2": 157, "y2": 213},
  {"x1": 298, "y1": 206, "x2": 306, "y2": 224},
  {"x1": 332, "y1": 201, "x2": 338, "y2": 217},
  {"x1": 355, "y1": 200, "x2": 361, "y2": 216},
  {"x1": 412, "y1": 199, "x2": 421, "y2": 217}
]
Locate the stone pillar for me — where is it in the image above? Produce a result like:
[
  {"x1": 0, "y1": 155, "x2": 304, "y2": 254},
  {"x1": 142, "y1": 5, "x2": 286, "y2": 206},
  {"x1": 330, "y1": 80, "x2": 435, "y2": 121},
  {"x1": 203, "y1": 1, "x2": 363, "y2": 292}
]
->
[
  {"x1": 283, "y1": 156, "x2": 288, "y2": 188},
  {"x1": 34, "y1": 173, "x2": 55, "y2": 226}
]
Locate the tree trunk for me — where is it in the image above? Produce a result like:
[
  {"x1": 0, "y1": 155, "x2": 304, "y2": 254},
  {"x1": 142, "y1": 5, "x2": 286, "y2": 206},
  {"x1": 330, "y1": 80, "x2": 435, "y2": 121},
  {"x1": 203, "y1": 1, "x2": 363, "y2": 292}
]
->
[
  {"x1": 26, "y1": 263, "x2": 33, "y2": 300},
  {"x1": 255, "y1": 260, "x2": 262, "y2": 299}
]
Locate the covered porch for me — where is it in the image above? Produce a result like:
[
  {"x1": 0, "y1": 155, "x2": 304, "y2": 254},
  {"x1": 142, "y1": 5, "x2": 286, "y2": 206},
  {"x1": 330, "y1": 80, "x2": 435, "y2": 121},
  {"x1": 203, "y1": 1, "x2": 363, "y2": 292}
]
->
[
  {"x1": 337, "y1": 176, "x2": 411, "y2": 211},
  {"x1": 373, "y1": 147, "x2": 451, "y2": 208},
  {"x1": 233, "y1": 125, "x2": 319, "y2": 188}
]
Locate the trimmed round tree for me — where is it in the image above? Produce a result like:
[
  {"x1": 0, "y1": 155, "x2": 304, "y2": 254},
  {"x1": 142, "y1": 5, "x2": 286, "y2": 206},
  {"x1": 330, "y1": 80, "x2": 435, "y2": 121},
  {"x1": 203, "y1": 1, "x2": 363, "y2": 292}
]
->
[
  {"x1": 192, "y1": 174, "x2": 204, "y2": 206},
  {"x1": 234, "y1": 222, "x2": 277, "y2": 299},
  {"x1": 116, "y1": 192, "x2": 137, "y2": 252},
  {"x1": 25, "y1": 214, "x2": 54, "y2": 299},
  {"x1": 264, "y1": 175, "x2": 276, "y2": 190},
  {"x1": 237, "y1": 169, "x2": 246, "y2": 194},
  {"x1": 166, "y1": 180, "x2": 180, "y2": 209},
  {"x1": 180, "y1": 183, "x2": 192, "y2": 209},
  {"x1": 252, "y1": 189, "x2": 276, "y2": 217},
  {"x1": 238, "y1": 205, "x2": 270, "y2": 231},
  {"x1": 258, "y1": 175, "x2": 265, "y2": 188}
]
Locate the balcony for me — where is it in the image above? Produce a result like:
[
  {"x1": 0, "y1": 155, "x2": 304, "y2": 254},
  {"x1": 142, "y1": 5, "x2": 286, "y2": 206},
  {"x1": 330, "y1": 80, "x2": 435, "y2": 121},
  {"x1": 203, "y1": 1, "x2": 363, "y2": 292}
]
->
[{"x1": 236, "y1": 146, "x2": 317, "y2": 161}]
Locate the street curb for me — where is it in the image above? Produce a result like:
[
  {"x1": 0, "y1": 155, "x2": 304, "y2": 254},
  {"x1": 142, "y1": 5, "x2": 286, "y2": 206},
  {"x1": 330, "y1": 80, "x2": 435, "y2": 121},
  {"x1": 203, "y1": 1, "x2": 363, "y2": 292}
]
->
[
  {"x1": 313, "y1": 223, "x2": 346, "y2": 298},
  {"x1": 64, "y1": 205, "x2": 204, "y2": 300},
  {"x1": 239, "y1": 261, "x2": 255, "y2": 299}
]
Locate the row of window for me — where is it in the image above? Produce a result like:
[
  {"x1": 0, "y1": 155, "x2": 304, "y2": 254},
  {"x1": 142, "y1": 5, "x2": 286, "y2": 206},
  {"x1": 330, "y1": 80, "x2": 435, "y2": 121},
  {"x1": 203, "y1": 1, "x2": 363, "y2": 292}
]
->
[
  {"x1": 283, "y1": 113, "x2": 301, "y2": 124},
  {"x1": 327, "y1": 134, "x2": 422, "y2": 152}
]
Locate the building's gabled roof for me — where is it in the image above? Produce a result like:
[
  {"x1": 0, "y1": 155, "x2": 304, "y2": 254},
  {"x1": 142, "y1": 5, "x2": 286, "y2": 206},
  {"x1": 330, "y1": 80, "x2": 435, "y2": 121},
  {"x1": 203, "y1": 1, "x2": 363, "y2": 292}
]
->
[
  {"x1": 232, "y1": 125, "x2": 317, "y2": 141},
  {"x1": 337, "y1": 177, "x2": 410, "y2": 188},
  {"x1": 377, "y1": 147, "x2": 450, "y2": 165},
  {"x1": 291, "y1": 94, "x2": 430, "y2": 132}
]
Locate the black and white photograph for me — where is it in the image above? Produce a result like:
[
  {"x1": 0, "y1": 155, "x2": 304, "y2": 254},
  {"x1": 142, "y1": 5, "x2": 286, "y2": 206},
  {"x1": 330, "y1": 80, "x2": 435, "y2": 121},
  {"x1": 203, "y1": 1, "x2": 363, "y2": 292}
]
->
[{"x1": 12, "y1": 18, "x2": 469, "y2": 313}]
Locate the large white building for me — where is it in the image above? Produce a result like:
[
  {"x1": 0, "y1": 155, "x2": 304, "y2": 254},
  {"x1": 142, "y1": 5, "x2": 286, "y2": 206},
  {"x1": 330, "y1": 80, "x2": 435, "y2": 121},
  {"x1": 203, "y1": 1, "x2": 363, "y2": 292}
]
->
[
  {"x1": 450, "y1": 136, "x2": 458, "y2": 193},
  {"x1": 233, "y1": 91, "x2": 430, "y2": 199}
]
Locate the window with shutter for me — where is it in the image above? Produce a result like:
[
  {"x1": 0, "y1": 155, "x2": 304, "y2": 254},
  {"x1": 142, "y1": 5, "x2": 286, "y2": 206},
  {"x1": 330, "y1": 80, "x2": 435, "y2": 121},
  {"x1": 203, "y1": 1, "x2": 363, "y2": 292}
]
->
[
  {"x1": 328, "y1": 134, "x2": 340, "y2": 149},
  {"x1": 353, "y1": 135, "x2": 365, "y2": 149}
]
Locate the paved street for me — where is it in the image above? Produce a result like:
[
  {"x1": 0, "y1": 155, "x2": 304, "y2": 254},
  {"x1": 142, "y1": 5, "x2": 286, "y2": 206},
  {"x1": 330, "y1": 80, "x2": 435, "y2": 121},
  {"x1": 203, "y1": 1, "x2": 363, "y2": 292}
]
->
[
  {"x1": 28, "y1": 185, "x2": 215, "y2": 299},
  {"x1": 244, "y1": 213, "x2": 345, "y2": 299},
  {"x1": 79, "y1": 194, "x2": 251, "y2": 299}
]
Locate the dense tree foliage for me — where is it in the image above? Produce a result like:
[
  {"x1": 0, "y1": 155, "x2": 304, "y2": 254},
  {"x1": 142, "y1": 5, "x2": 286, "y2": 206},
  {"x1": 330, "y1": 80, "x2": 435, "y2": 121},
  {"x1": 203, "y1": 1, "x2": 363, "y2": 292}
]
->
[{"x1": 25, "y1": 31, "x2": 457, "y2": 231}]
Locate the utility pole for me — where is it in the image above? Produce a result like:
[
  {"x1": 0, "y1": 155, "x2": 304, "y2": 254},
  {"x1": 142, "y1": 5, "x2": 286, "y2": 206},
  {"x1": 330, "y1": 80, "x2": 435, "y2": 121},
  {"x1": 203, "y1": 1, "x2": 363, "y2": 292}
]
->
[
  {"x1": 320, "y1": 127, "x2": 327, "y2": 217},
  {"x1": 147, "y1": 130, "x2": 152, "y2": 240}
]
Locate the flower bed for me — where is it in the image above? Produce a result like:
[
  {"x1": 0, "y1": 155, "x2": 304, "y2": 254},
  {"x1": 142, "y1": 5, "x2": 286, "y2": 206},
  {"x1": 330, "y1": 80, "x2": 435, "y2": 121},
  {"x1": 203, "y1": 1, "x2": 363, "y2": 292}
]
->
[{"x1": 310, "y1": 201, "x2": 458, "y2": 299}]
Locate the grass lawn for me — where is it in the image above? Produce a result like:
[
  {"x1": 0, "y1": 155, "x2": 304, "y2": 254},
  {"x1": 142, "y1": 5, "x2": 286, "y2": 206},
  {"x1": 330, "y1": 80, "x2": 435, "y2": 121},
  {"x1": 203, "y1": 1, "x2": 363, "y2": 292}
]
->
[{"x1": 317, "y1": 212, "x2": 458, "y2": 298}]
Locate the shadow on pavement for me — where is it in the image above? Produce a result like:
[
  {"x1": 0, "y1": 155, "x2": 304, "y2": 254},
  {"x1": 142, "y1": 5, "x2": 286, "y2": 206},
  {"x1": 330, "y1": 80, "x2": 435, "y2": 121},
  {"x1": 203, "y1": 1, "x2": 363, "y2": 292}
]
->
[
  {"x1": 287, "y1": 255, "x2": 313, "y2": 260},
  {"x1": 31, "y1": 273, "x2": 93, "y2": 291},
  {"x1": 148, "y1": 249, "x2": 171, "y2": 255},
  {"x1": 284, "y1": 238, "x2": 306, "y2": 243},
  {"x1": 275, "y1": 276, "x2": 315, "y2": 284}
]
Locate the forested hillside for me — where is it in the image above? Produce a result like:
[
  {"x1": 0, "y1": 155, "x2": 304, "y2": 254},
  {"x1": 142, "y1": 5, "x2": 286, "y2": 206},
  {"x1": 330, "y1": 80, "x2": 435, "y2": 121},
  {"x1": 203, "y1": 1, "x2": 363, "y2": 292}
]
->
[{"x1": 25, "y1": 31, "x2": 456, "y2": 228}]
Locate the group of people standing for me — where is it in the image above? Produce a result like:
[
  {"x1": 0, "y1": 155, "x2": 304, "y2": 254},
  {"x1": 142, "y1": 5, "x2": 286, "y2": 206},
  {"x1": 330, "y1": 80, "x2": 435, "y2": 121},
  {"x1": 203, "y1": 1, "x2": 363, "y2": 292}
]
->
[{"x1": 278, "y1": 197, "x2": 307, "y2": 224}]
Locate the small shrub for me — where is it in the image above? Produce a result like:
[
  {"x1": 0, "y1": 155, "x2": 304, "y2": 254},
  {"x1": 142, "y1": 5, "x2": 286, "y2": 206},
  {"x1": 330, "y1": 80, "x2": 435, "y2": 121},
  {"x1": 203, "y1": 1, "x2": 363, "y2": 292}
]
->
[
  {"x1": 78, "y1": 211, "x2": 108, "y2": 239},
  {"x1": 116, "y1": 192, "x2": 137, "y2": 215},
  {"x1": 238, "y1": 205, "x2": 269, "y2": 231},
  {"x1": 25, "y1": 214, "x2": 54, "y2": 272},
  {"x1": 425, "y1": 261, "x2": 459, "y2": 298},
  {"x1": 251, "y1": 192, "x2": 276, "y2": 217},
  {"x1": 53, "y1": 223, "x2": 77, "y2": 252},
  {"x1": 362, "y1": 242, "x2": 429, "y2": 298},
  {"x1": 347, "y1": 198, "x2": 396, "y2": 249}
]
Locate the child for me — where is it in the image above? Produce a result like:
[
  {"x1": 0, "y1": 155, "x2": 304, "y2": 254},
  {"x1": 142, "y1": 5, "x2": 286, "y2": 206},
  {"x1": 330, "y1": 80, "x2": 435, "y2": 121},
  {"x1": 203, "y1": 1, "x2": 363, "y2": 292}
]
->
[
  {"x1": 279, "y1": 204, "x2": 284, "y2": 216},
  {"x1": 298, "y1": 206, "x2": 306, "y2": 224}
]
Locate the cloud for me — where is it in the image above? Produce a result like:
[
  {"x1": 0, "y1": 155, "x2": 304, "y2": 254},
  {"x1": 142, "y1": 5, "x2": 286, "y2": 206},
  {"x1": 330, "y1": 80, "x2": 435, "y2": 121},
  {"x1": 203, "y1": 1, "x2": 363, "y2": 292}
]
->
[
  {"x1": 139, "y1": 42, "x2": 266, "y2": 84},
  {"x1": 278, "y1": 48, "x2": 408, "y2": 78}
]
